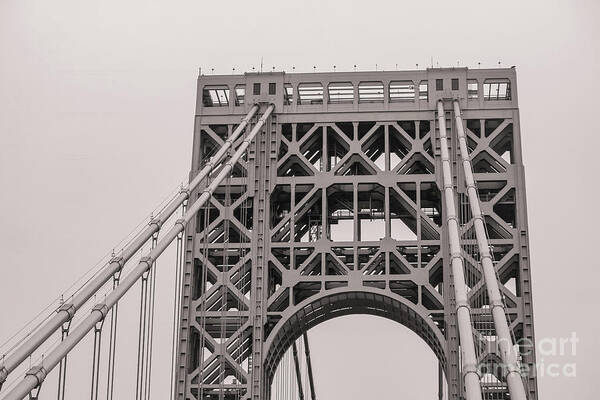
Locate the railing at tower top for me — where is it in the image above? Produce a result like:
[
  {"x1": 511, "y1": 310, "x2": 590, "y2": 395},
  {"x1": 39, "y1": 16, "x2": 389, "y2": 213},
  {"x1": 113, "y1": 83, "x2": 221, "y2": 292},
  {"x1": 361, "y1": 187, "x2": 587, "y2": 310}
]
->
[{"x1": 0, "y1": 104, "x2": 274, "y2": 400}]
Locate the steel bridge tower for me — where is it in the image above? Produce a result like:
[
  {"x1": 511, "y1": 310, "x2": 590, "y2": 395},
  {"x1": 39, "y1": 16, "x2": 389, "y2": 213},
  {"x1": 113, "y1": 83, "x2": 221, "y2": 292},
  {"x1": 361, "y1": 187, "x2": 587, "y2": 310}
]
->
[{"x1": 174, "y1": 67, "x2": 538, "y2": 400}]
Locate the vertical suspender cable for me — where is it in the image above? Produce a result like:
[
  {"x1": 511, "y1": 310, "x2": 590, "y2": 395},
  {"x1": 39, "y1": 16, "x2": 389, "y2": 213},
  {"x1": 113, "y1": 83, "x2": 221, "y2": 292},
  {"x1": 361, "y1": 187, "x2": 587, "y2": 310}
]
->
[
  {"x1": 169, "y1": 201, "x2": 187, "y2": 400},
  {"x1": 436, "y1": 100, "x2": 482, "y2": 400},
  {"x1": 302, "y1": 332, "x2": 316, "y2": 400},
  {"x1": 301, "y1": 335, "x2": 308, "y2": 399},
  {"x1": 89, "y1": 314, "x2": 105, "y2": 400},
  {"x1": 452, "y1": 100, "x2": 527, "y2": 400},
  {"x1": 438, "y1": 363, "x2": 444, "y2": 400},
  {"x1": 55, "y1": 321, "x2": 71, "y2": 400},
  {"x1": 0, "y1": 105, "x2": 259, "y2": 388},
  {"x1": 135, "y1": 263, "x2": 150, "y2": 400},
  {"x1": 105, "y1": 272, "x2": 120, "y2": 400},
  {"x1": 136, "y1": 228, "x2": 158, "y2": 400},
  {"x1": 291, "y1": 341, "x2": 304, "y2": 400},
  {"x1": 144, "y1": 233, "x2": 159, "y2": 400}
]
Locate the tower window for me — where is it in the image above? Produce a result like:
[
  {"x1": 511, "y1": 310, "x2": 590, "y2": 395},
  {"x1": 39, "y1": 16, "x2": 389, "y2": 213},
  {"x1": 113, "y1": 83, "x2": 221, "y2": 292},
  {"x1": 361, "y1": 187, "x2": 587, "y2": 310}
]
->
[
  {"x1": 436, "y1": 79, "x2": 443, "y2": 91},
  {"x1": 269, "y1": 83, "x2": 276, "y2": 95},
  {"x1": 358, "y1": 81, "x2": 384, "y2": 103},
  {"x1": 451, "y1": 78, "x2": 459, "y2": 90},
  {"x1": 484, "y1": 79, "x2": 511, "y2": 101},
  {"x1": 284, "y1": 84, "x2": 293, "y2": 105},
  {"x1": 419, "y1": 81, "x2": 428, "y2": 100},
  {"x1": 202, "y1": 86, "x2": 229, "y2": 107},
  {"x1": 253, "y1": 83, "x2": 261, "y2": 95},
  {"x1": 467, "y1": 79, "x2": 478, "y2": 99},
  {"x1": 389, "y1": 81, "x2": 415, "y2": 102},
  {"x1": 328, "y1": 82, "x2": 354, "y2": 104},
  {"x1": 234, "y1": 85, "x2": 245, "y2": 106},
  {"x1": 297, "y1": 83, "x2": 324, "y2": 105}
]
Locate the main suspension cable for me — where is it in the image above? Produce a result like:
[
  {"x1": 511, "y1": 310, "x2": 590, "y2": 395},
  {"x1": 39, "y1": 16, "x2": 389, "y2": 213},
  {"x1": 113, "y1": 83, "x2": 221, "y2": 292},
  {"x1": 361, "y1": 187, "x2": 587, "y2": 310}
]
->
[
  {"x1": 0, "y1": 106, "x2": 259, "y2": 388},
  {"x1": 435, "y1": 101, "x2": 483, "y2": 400},
  {"x1": 452, "y1": 100, "x2": 526, "y2": 400},
  {"x1": 1, "y1": 105, "x2": 274, "y2": 400}
]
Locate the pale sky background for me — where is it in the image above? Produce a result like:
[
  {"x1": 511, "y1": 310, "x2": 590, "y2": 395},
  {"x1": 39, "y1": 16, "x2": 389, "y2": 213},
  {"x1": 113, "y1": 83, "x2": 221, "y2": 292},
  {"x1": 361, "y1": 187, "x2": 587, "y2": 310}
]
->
[{"x1": 0, "y1": 1, "x2": 598, "y2": 399}]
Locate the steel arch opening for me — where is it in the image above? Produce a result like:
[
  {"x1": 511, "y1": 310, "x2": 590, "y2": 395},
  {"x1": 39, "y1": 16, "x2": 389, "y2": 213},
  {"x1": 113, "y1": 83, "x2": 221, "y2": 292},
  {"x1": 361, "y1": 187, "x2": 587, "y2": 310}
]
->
[
  {"x1": 263, "y1": 289, "x2": 447, "y2": 392},
  {"x1": 268, "y1": 315, "x2": 442, "y2": 400}
]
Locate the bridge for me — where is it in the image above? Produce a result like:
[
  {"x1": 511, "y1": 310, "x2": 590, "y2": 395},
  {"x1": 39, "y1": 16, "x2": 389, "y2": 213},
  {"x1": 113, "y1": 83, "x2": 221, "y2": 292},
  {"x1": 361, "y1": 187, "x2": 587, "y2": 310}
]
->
[{"x1": 0, "y1": 67, "x2": 538, "y2": 400}]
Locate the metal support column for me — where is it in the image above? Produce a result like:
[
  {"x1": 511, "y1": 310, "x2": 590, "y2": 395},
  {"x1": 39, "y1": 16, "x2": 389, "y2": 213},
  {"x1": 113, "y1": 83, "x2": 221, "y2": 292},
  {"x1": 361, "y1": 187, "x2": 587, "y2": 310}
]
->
[
  {"x1": 249, "y1": 106, "x2": 278, "y2": 400},
  {"x1": 436, "y1": 100, "x2": 482, "y2": 400},
  {"x1": 452, "y1": 100, "x2": 527, "y2": 400}
]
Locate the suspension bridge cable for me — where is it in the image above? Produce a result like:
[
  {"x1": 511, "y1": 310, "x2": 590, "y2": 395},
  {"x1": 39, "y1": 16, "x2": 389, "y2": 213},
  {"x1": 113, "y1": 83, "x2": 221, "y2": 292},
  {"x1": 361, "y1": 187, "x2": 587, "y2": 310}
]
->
[
  {"x1": 436, "y1": 101, "x2": 483, "y2": 400},
  {"x1": 105, "y1": 273, "x2": 120, "y2": 400},
  {"x1": 0, "y1": 278, "x2": 118, "y2": 395},
  {"x1": 0, "y1": 107, "x2": 260, "y2": 388},
  {"x1": 302, "y1": 331, "x2": 316, "y2": 400},
  {"x1": 291, "y1": 340, "x2": 304, "y2": 400},
  {"x1": 89, "y1": 318, "x2": 105, "y2": 400},
  {"x1": 0, "y1": 278, "x2": 116, "y2": 395},
  {"x1": 135, "y1": 266, "x2": 150, "y2": 400},
  {"x1": 169, "y1": 202, "x2": 186, "y2": 400},
  {"x1": 55, "y1": 321, "x2": 70, "y2": 400},
  {"x1": 135, "y1": 232, "x2": 158, "y2": 400},
  {"x1": 1, "y1": 106, "x2": 273, "y2": 400},
  {"x1": 0, "y1": 182, "x2": 182, "y2": 384},
  {"x1": 453, "y1": 100, "x2": 526, "y2": 400},
  {"x1": 0, "y1": 180, "x2": 183, "y2": 359},
  {"x1": 144, "y1": 233, "x2": 159, "y2": 400}
]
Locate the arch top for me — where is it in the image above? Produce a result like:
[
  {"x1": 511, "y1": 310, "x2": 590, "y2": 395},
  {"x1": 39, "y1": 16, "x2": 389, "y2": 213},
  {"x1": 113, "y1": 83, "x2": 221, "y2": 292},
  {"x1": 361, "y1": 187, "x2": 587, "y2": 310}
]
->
[{"x1": 263, "y1": 288, "x2": 448, "y2": 383}]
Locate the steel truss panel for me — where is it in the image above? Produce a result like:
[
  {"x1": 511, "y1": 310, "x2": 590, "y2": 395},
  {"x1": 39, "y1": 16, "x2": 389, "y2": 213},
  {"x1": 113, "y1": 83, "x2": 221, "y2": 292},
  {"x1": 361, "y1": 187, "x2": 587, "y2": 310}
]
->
[{"x1": 176, "y1": 67, "x2": 538, "y2": 400}]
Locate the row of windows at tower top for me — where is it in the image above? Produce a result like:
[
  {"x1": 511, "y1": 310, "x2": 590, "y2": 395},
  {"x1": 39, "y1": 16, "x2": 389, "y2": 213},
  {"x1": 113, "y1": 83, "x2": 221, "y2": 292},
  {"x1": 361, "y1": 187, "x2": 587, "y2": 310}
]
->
[{"x1": 202, "y1": 78, "x2": 512, "y2": 107}]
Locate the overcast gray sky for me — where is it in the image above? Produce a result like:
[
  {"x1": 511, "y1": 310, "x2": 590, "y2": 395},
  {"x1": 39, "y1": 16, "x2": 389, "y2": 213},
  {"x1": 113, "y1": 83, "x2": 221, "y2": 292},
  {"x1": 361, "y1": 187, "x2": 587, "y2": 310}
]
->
[{"x1": 0, "y1": 1, "x2": 598, "y2": 399}]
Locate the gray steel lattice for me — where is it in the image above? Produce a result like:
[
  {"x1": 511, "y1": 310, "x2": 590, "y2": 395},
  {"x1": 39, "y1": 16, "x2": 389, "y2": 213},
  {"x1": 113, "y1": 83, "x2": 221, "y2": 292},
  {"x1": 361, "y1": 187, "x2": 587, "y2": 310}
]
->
[{"x1": 175, "y1": 67, "x2": 538, "y2": 400}]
